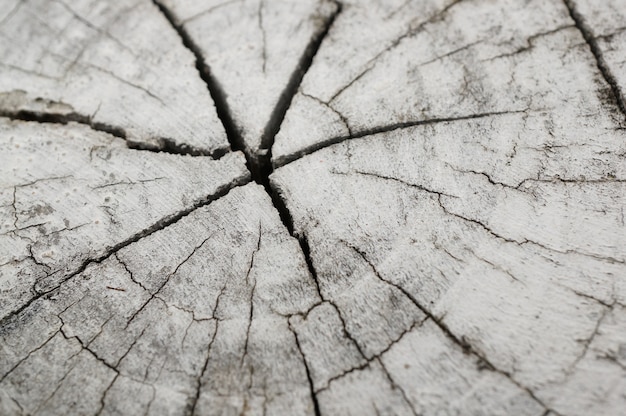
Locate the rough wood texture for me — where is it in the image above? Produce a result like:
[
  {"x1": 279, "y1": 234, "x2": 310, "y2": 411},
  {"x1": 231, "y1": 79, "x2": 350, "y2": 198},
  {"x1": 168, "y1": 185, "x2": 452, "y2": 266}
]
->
[
  {"x1": 0, "y1": 119, "x2": 249, "y2": 322},
  {"x1": 566, "y1": 0, "x2": 626, "y2": 116},
  {"x1": 272, "y1": 0, "x2": 624, "y2": 165},
  {"x1": 1, "y1": 0, "x2": 625, "y2": 415},
  {"x1": 271, "y1": 114, "x2": 626, "y2": 415},
  {"x1": 1, "y1": 184, "x2": 318, "y2": 415},
  {"x1": 156, "y1": 0, "x2": 338, "y2": 158},
  {"x1": 0, "y1": 0, "x2": 228, "y2": 155}
]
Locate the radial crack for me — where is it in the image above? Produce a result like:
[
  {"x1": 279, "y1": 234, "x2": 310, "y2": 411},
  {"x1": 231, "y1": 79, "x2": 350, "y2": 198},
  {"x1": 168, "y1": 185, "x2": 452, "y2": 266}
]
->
[
  {"x1": 259, "y1": 1, "x2": 342, "y2": 178},
  {"x1": 338, "y1": 237, "x2": 554, "y2": 413},
  {"x1": 273, "y1": 109, "x2": 527, "y2": 168},
  {"x1": 288, "y1": 319, "x2": 322, "y2": 416},
  {"x1": 0, "y1": 111, "x2": 225, "y2": 157},
  {"x1": 563, "y1": 0, "x2": 626, "y2": 120},
  {"x1": 0, "y1": 178, "x2": 250, "y2": 329}
]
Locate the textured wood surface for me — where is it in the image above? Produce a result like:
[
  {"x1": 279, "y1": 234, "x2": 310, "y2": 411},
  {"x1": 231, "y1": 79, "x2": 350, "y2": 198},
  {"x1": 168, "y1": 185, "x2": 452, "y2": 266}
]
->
[
  {"x1": 0, "y1": 0, "x2": 228, "y2": 155},
  {"x1": 155, "y1": 0, "x2": 338, "y2": 158},
  {"x1": 1, "y1": 0, "x2": 625, "y2": 415},
  {"x1": 0, "y1": 120, "x2": 249, "y2": 322},
  {"x1": 1, "y1": 184, "x2": 318, "y2": 415},
  {"x1": 273, "y1": 0, "x2": 625, "y2": 165},
  {"x1": 271, "y1": 117, "x2": 626, "y2": 415}
]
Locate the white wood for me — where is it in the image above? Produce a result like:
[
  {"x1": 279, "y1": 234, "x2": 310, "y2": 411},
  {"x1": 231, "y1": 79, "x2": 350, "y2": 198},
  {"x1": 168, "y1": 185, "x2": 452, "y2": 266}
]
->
[
  {"x1": 0, "y1": 0, "x2": 228, "y2": 155},
  {"x1": 0, "y1": 184, "x2": 319, "y2": 415},
  {"x1": 271, "y1": 112, "x2": 626, "y2": 415},
  {"x1": 0, "y1": 119, "x2": 248, "y2": 321},
  {"x1": 273, "y1": 0, "x2": 623, "y2": 165},
  {"x1": 157, "y1": 0, "x2": 338, "y2": 156},
  {"x1": 1, "y1": 0, "x2": 625, "y2": 414}
]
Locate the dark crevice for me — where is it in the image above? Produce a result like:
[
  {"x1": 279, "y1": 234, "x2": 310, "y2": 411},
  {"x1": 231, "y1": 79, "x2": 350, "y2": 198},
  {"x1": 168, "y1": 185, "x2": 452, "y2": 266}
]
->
[
  {"x1": 563, "y1": 0, "x2": 626, "y2": 121},
  {"x1": 258, "y1": 2, "x2": 342, "y2": 184},
  {"x1": 153, "y1": 0, "x2": 341, "y2": 317},
  {"x1": 0, "y1": 111, "x2": 229, "y2": 158},
  {"x1": 268, "y1": 185, "x2": 324, "y2": 302},
  {"x1": 130, "y1": 138, "x2": 229, "y2": 159},
  {"x1": 288, "y1": 320, "x2": 322, "y2": 416},
  {"x1": 0, "y1": 110, "x2": 126, "y2": 140},
  {"x1": 157, "y1": 0, "x2": 267, "y2": 159},
  {"x1": 152, "y1": 0, "x2": 251, "y2": 167},
  {"x1": 0, "y1": 177, "x2": 250, "y2": 329},
  {"x1": 155, "y1": 0, "x2": 341, "y2": 190},
  {"x1": 154, "y1": 0, "x2": 343, "y2": 174},
  {"x1": 272, "y1": 109, "x2": 527, "y2": 168}
]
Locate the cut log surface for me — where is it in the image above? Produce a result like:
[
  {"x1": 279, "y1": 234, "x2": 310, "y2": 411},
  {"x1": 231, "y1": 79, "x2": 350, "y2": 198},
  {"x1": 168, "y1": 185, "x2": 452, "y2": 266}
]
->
[
  {"x1": 272, "y1": 0, "x2": 624, "y2": 165},
  {"x1": 1, "y1": 0, "x2": 625, "y2": 415},
  {"x1": 270, "y1": 116, "x2": 626, "y2": 415},
  {"x1": 0, "y1": 119, "x2": 249, "y2": 321},
  {"x1": 1, "y1": 184, "x2": 318, "y2": 415},
  {"x1": 0, "y1": 0, "x2": 228, "y2": 155},
  {"x1": 155, "y1": 0, "x2": 339, "y2": 156}
]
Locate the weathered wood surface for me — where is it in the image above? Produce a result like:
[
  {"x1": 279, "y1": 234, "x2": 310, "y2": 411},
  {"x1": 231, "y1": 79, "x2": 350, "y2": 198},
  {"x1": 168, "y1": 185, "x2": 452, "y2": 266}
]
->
[
  {"x1": 272, "y1": 0, "x2": 625, "y2": 165},
  {"x1": 271, "y1": 115, "x2": 626, "y2": 415},
  {"x1": 0, "y1": 0, "x2": 228, "y2": 155},
  {"x1": 1, "y1": 184, "x2": 318, "y2": 415},
  {"x1": 0, "y1": 120, "x2": 249, "y2": 321},
  {"x1": 155, "y1": 0, "x2": 338, "y2": 157},
  {"x1": 1, "y1": 0, "x2": 625, "y2": 415}
]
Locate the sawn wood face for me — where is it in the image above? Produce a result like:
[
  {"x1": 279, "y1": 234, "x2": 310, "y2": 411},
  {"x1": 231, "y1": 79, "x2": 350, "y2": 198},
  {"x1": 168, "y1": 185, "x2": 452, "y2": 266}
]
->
[{"x1": 1, "y1": 0, "x2": 625, "y2": 415}]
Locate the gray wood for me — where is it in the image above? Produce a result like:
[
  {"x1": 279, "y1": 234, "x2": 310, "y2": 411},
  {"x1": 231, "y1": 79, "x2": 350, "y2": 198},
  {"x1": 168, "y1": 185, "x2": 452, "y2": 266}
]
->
[
  {"x1": 1, "y1": 184, "x2": 319, "y2": 415},
  {"x1": 0, "y1": 0, "x2": 228, "y2": 155},
  {"x1": 0, "y1": 119, "x2": 248, "y2": 321},
  {"x1": 1, "y1": 0, "x2": 625, "y2": 415},
  {"x1": 270, "y1": 110, "x2": 626, "y2": 415},
  {"x1": 156, "y1": 0, "x2": 338, "y2": 158},
  {"x1": 272, "y1": 0, "x2": 623, "y2": 165}
]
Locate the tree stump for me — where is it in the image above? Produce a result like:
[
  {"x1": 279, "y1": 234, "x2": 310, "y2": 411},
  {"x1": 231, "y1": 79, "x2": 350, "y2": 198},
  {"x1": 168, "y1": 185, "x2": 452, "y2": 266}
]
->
[{"x1": 1, "y1": 0, "x2": 625, "y2": 415}]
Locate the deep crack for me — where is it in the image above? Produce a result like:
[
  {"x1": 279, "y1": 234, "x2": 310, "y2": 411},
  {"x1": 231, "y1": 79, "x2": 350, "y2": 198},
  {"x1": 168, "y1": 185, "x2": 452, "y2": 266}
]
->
[
  {"x1": 152, "y1": 0, "x2": 244, "y2": 159},
  {"x1": 151, "y1": 0, "x2": 346, "y2": 185},
  {"x1": 0, "y1": 178, "x2": 250, "y2": 328},
  {"x1": 0, "y1": 109, "x2": 226, "y2": 158},
  {"x1": 272, "y1": 109, "x2": 528, "y2": 168},
  {"x1": 563, "y1": 0, "x2": 626, "y2": 121},
  {"x1": 259, "y1": 2, "x2": 342, "y2": 182}
]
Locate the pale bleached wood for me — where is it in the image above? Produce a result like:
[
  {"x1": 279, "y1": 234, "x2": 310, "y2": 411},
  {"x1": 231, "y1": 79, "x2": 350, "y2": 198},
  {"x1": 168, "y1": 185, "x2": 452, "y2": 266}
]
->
[
  {"x1": 271, "y1": 110, "x2": 626, "y2": 415},
  {"x1": 0, "y1": 184, "x2": 319, "y2": 415},
  {"x1": 273, "y1": 0, "x2": 624, "y2": 165},
  {"x1": 156, "y1": 0, "x2": 338, "y2": 157},
  {"x1": 1, "y1": 0, "x2": 625, "y2": 415},
  {"x1": 0, "y1": 119, "x2": 249, "y2": 322},
  {"x1": 0, "y1": 0, "x2": 228, "y2": 155}
]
